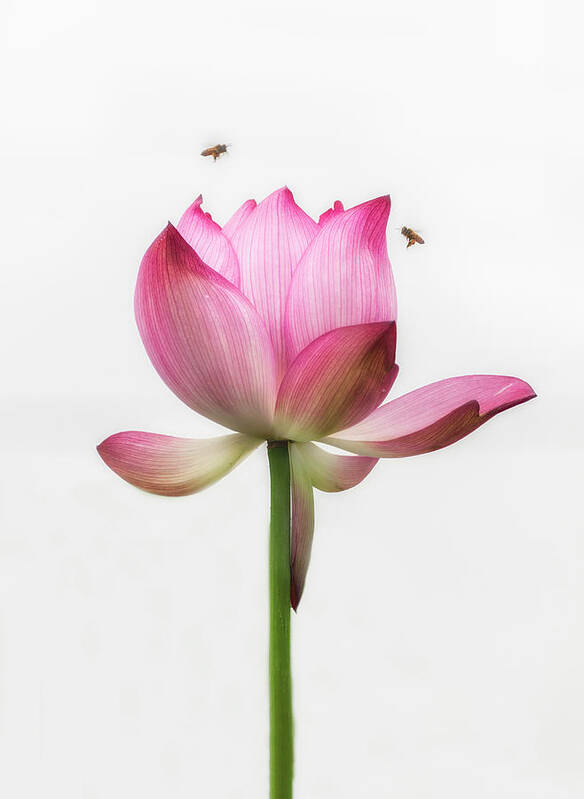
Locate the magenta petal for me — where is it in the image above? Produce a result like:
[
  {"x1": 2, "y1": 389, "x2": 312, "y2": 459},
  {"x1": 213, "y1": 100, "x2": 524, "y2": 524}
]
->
[
  {"x1": 221, "y1": 198, "x2": 257, "y2": 240},
  {"x1": 226, "y1": 187, "x2": 319, "y2": 379},
  {"x1": 135, "y1": 224, "x2": 277, "y2": 436},
  {"x1": 285, "y1": 195, "x2": 397, "y2": 361},
  {"x1": 274, "y1": 322, "x2": 397, "y2": 441},
  {"x1": 289, "y1": 443, "x2": 315, "y2": 610},
  {"x1": 177, "y1": 195, "x2": 240, "y2": 286},
  {"x1": 325, "y1": 375, "x2": 536, "y2": 457},
  {"x1": 97, "y1": 431, "x2": 260, "y2": 496},
  {"x1": 318, "y1": 200, "x2": 344, "y2": 227},
  {"x1": 292, "y1": 442, "x2": 377, "y2": 492}
]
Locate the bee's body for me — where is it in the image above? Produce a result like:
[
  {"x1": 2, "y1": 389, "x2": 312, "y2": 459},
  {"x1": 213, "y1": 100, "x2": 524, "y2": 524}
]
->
[
  {"x1": 401, "y1": 226, "x2": 425, "y2": 248},
  {"x1": 201, "y1": 144, "x2": 229, "y2": 161}
]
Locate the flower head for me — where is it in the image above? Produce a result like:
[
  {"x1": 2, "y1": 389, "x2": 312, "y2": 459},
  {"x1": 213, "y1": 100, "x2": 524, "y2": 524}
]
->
[{"x1": 98, "y1": 188, "x2": 535, "y2": 608}]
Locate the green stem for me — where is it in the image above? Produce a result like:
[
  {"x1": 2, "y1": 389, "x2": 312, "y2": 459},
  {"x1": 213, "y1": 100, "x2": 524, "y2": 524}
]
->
[{"x1": 267, "y1": 440, "x2": 293, "y2": 799}]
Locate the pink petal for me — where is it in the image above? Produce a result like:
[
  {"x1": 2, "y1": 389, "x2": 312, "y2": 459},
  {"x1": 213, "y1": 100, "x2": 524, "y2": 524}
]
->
[
  {"x1": 289, "y1": 443, "x2": 315, "y2": 610},
  {"x1": 225, "y1": 187, "x2": 319, "y2": 380},
  {"x1": 325, "y1": 375, "x2": 536, "y2": 457},
  {"x1": 285, "y1": 195, "x2": 397, "y2": 361},
  {"x1": 292, "y1": 442, "x2": 377, "y2": 492},
  {"x1": 177, "y1": 195, "x2": 240, "y2": 285},
  {"x1": 274, "y1": 322, "x2": 397, "y2": 441},
  {"x1": 221, "y1": 198, "x2": 257, "y2": 240},
  {"x1": 97, "y1": 431, "x2": 260, "y2": 496},
  {"x1": 135, "y1": 224, "x2": 277, "y2": 437},
  {"x1": 318, "y1": 200, "x2": 344, "y2": 227}
]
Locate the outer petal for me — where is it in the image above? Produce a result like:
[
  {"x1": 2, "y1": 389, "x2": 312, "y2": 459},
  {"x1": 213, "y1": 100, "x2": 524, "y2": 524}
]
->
[
  {"x1": 135, "y1": 224, "x2": 277, "y2": 437},
  {"x1": 97, "y1": 431, "x2": 260, "y2": 496},
  {"x1": 285, "y1": 195, "x2": 397, "y2": 361},
  {"x1": 177, "y1": 195, "x2": 240, "y2": 285},
  {"x1": 273, "y1": 322, "x2": 397, "y2": 441},
  {"x1": 325, "y1": 375, "x2": 536, "y2": 457},
  {"x1": 226, "y1": 187, "x2": 319, "y2": 379},
  {"x1": 292, "y1": 442, "x2": 377, "y2": 492},
  {"x1": 289, "y1": 443, "x2": 315, "y2": 610},
  {"x1": 221, "y1": 198, "x2": 257, "y2": 240}
]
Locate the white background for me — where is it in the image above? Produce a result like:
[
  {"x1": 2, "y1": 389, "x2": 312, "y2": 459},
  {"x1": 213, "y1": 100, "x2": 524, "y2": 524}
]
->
[{"x1": 1, "y1": 0, "x2": 582, "y2": 796}]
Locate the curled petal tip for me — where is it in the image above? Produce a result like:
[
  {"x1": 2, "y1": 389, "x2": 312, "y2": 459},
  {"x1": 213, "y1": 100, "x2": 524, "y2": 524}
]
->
[
  {"x1": 318, "y1": 200, "x2": 344, "y2": 226},
  {"x1": 180, "y1": 195, "x2": 203, "y2": 214},
  {"x1": 325, "y1": 374, "x2": 536, "y2": 459},
  {"x1": 478, "y1": 377, "x2": 537, "y2": 416}
]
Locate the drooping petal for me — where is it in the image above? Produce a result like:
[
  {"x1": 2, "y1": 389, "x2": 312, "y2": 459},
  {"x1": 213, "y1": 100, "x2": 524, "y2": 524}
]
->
[
  {"x1": 318, "y1": 200, "x2": 344, "y2": 227},
  {"x1": 289, "y1": 443, "x2": 315, "y2": 610},
  {"x1": 226, "y1": 187, "x2": 319, "y2": 379},
  {"x1": 97, "y1": 431, "x2": 260, "y2": 496},
  {"x1": 177, "y1": 195, "x2": 240, "y2": 285},
  {"x1": 221, "y1": 198, "x2": 257, "y2": 240},
  {"x1": 285, "y1": 195, "x2": 397, "y2": 361},
  {"x1": 292, "y1": 442, "x2": 378, "y2": 492},
  {"x1": 274, "y1": 322, "x2": 397, "y2": 441},
  {"x1": 135, "y1": 224, "x2": 277, "y2": 437},
  {"x1": 325, "y1": 375, "x2": 536, "y2": 457}
]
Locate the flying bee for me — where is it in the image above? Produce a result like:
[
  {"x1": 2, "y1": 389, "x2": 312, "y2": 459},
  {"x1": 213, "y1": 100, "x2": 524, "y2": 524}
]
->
[
  {"x1": 200, "y1": 144, "x2": 229, "y2": 161},
  {"x1": 400, "y1": 226, "x2": 425, "y2": 248}
]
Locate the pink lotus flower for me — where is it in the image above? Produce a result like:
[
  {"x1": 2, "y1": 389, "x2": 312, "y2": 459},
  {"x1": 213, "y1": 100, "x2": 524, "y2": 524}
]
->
[{"x1": 98, "y1": 187, "x2": 535, "y2": 608}]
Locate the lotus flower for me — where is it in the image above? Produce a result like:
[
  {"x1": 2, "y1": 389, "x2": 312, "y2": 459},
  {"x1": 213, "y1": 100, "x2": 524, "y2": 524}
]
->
[{"x1": 98, "y1": 188, "x2": 535, "y2": 609}]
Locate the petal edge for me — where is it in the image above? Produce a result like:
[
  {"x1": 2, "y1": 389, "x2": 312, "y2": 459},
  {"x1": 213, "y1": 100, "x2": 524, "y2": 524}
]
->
[
  {"x1": 292, "y1": 442, "x2": 378, "y2": 492},
  {"x1": 177, "y1": 195, "x2": 240, "y2": 285},
  {"x1": 289, "y1": 443, "x2": 315, "y2": 610},
  {"x1": 135, "y1": 224, "x2": 278, "y2": 436},
  {"x1": 227, "y1": 187, "x2": 319, "y2": 378},
  {"x1": 285, "y1": 195, "x2": 396, "y2": 361},
  {"x1": 325, "y1": 375, "x2": 536, "y2": 457},
  {"x1": 274, "y1": 322, "x2": 397, "y2": 441},
  {"x1": 97, "y1": 431, "x2": 260, "y2": 496}
]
